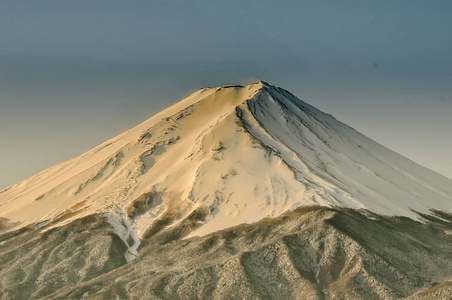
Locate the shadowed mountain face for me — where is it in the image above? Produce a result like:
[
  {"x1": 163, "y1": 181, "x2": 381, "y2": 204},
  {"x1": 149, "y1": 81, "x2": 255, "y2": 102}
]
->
[
  {"x1": 1, "y1": 207, "x2": 451, "y2": 299},
  {"x1": 0, "y1": 82, "x2": 451, "y2": 299}
]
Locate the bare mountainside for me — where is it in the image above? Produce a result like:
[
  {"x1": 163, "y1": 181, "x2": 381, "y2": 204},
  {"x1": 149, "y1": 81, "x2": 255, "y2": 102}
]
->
[
  {"x1": 1, "y1": 207, "x2": 451, "y2": 299},
  {"x1": 0, "y1": 81, "x2": 451, "y2": 299}
]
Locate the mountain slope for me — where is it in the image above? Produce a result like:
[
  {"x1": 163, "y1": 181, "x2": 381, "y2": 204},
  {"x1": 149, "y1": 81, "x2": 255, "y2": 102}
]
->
[
  {"x1": 0, "y1": 81, "x2": 451, "y2": 299},
  {"x1": 1, "y1": 81, "x2": 450, "y2": 239},
  {"x1": 1, "y1": 207, "x2": 451, "y2": 299}
]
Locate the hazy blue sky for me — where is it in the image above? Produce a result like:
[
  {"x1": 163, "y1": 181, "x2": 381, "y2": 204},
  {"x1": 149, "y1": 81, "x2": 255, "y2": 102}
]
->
[{"x1": 1, "y1": 0, "x2": 451, "y2": 189}]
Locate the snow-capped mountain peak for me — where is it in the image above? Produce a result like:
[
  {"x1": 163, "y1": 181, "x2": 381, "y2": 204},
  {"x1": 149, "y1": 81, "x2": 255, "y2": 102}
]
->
[{"x1": 1, "y1": 81, "x2": 451, "y2": 239}]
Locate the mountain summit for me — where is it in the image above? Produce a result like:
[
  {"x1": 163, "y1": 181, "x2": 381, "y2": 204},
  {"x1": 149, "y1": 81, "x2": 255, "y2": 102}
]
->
[
  {"x1": 1, "y1": 81, "x2": 450, "y2": 235},
  {"x1": 1, "y1": 82, "x2": 451, "y2": 299}
]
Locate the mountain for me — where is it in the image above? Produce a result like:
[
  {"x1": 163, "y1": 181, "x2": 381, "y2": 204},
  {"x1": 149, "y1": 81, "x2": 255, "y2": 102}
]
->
[{"x1": 0, "y1": 81, "x2": 451, "y2": 299}]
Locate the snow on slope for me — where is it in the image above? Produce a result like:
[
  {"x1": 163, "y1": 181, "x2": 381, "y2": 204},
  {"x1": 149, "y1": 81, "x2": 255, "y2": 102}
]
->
[{"x1": 0, "y1": 81, "x2": 451, "y2": 242}]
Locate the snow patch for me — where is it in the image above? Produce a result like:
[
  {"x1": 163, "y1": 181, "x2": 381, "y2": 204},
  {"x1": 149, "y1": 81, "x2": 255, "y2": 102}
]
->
[{"x1": 105, "y1": 212, "x2": 140, "y2": 262}]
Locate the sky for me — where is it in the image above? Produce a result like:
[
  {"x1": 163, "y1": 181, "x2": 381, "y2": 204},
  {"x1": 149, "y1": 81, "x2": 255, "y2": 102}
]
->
[{"x1": 0, "y1": 0, "x2": 451, "y2": 189}]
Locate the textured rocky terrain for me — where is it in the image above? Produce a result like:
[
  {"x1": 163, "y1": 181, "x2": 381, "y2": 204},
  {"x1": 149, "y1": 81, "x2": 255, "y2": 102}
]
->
[{"x1": 1, "y1": 207, "x2": 451, "y2": 299}]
